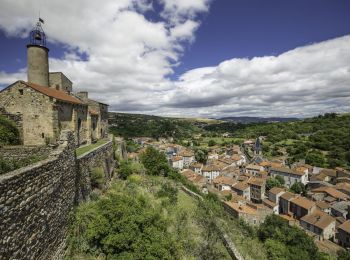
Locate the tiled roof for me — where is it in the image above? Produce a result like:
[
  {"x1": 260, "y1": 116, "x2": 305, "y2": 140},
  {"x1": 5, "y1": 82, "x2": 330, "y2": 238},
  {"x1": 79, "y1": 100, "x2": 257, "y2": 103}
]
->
[
  {"x1": 269, "y1": 187, "x2": 285, "y2": 195},
  {"x1": 213, "y1": 176, "x2": 236, "y2": 186},
  {"x1": 290, "y1": 197, "x2": 315, "y2": 210},
  {"x1": 224, "y1": 201, "x2": 257, "y2": 215},
  {"x1": 202, "y1": 164, "x2": 221, "y2": 172},
  {"x1": 233, "y1": 181, "x2": 249, "y2": 191},
  {"x1": 23, "y1": 81, "x2": 85, "y2": 105},
  {"x1": 339, "y1": 220, "x2": 350, "y2": 233},
  {"x1": 301, "y1": 210, "x2": 335, "y2": 230},
  {"x1": 312, "y1": 187, "x2": 349, "y2": 200},
  {"x1": 190, "y1": 162, "x2": 203, "y2": 168},
  {"x1": 248, "y1": 177, "x2": 266, "y2": 187},
  {"x1": 245, "y1": 164, "x2": 262, "y2": 171},
  {"x1": 263, "y1": 199, "x2": 277, "y2": 208},
  {"x1": 280, "y1": 191, "x2": 297, "y2": 201},
  {"x1": 172, "y1": 156, "x2": 183, "y2": 162},
  {"x1": 270, "y1": 167, "x2": 305, "y2": 176},
  {"x1": 316, "y1": 201, "x2": 330, "y2": 210}
]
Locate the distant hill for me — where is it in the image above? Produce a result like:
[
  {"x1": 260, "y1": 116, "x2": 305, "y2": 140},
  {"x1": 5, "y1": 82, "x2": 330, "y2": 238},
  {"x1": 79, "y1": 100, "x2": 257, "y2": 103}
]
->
[
  {"x1": 218, "y1": 116, "x2": 299, "y2": 123},
  {"x1": 108, "y1": 112, "x2": 201, "y2": 138}
]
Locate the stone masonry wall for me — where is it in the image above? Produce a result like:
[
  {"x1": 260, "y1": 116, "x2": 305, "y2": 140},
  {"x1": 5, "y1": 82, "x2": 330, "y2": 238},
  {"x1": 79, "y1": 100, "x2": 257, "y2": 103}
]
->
[
  {"x1": 0, "y1": 145, "x2": 53, "y2": 160},
  {"x1": 0, "y1": 131, "x2": 76, "y2": 260},
  {"x1": 0, "y1": 131, "x2": 115, "y2": 260},
  {"x1": 76, "y1": 140, "x2": 115, "y2": 202}
]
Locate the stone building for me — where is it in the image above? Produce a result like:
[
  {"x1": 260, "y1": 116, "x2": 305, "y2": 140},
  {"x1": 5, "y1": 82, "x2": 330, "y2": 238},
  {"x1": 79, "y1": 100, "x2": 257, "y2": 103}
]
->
[{"x1": 0, "y1": 20, "x2": 108, "y2": 146}]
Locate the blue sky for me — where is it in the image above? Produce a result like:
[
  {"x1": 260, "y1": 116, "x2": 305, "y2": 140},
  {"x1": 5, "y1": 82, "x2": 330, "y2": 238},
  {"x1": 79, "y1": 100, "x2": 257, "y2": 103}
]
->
[{"x1": 0, "y1": 0, "x2": 350, "y2": 118}]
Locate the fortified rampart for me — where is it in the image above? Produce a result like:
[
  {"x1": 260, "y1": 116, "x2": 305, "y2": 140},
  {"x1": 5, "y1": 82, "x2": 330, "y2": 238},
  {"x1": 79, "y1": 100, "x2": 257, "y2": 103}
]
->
[
  {"x1": 0, "y1": 145, "x2": 52, "y2": 160},
  {"x1": 0, "y1": 130, "x2": 115, "y2": 260}
]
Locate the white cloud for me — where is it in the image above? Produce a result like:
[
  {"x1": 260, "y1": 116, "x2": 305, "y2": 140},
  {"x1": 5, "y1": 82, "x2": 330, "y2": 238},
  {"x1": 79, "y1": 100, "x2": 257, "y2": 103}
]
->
[
  {"x1": 0, "y1": 0, "x2": 349, "y2": 118},
  {"x1": 164, "y1": 35, "x2": 350, "y2": 118}
]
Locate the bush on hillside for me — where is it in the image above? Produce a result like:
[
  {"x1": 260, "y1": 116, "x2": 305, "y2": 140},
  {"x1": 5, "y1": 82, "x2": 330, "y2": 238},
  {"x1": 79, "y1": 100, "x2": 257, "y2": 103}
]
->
[{"x1": 0, "y1": 115, "x2": 20, "y2": 145}]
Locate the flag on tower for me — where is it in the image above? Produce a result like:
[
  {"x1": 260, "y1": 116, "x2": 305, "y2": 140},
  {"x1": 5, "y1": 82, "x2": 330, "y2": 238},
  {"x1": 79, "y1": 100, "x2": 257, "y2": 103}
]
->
[{"x1": 39, "y1": 18, "x2": 44, "y2": 24}]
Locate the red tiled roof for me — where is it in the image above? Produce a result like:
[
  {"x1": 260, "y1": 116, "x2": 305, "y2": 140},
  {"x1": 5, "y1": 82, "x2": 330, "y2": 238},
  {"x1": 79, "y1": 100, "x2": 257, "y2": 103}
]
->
[
  {"x1": 290, "y1": 197, "x2": 315, "y2": 210},
  {"x1": 300, "y1": 210, "x2": 335, "y2": 229},
  {"x1": 339, "y1": 220, "x2": 350, "y2": 233},
  {"x1": 22, "y1": 81, "x2": 85, "y2": 105}
]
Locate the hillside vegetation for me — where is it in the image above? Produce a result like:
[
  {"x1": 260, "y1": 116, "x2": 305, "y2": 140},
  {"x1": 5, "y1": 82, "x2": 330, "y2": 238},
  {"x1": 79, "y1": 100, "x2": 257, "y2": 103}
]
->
[
  {"x1": 204, "y1": 113, "x2": 350, "y2": 168},
  {"x1": 108, "y1": 112, "x2": 201, "y2": 139},
  {"x1": 66, "y1": 146, "x2": 340, "y2": 260},
  {"x1": 0, "y1": 115, "x2": 20, "y2": 146}
]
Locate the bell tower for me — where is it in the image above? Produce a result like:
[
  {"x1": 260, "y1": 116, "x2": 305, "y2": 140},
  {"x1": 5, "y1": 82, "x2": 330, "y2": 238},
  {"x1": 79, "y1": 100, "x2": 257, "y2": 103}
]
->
[{"x1": 27, "y1": 18, "x2": 49, "y2": 86}]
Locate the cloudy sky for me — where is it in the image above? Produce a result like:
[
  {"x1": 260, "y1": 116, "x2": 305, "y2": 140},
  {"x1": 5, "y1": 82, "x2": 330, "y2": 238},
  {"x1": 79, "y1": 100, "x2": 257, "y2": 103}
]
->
[{"x1": 0, "y1": 0, "x2": 350, "y2": 118}]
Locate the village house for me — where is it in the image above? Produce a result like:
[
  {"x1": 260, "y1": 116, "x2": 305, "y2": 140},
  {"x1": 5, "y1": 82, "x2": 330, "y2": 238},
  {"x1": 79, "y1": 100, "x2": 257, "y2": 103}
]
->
[
  {"x1": 223, "y1": 201, "x2": 270, "y2": 225},
  {"x1": 248, "y1": 177, "x2": 266, "y2": 203},
  {"x1": 338, "y1": 220, "x2": 350, "y2": 248},
  {"x1": 316, "y1": 201, "x2": 331, "y2": 214},
  {"x1": 201, "y1": 164, "x2": 221, "y2": 181},
  {"x1": 178, "y1": 150, "x2": 195, "y2": 168},
  {"x1": 213, "y1": 176, "x2": 236, "y2": 191},
  {"x1": 300, "y1": 210, "x2": 336, "y2": 240},
  {"x1": 230, "y1": 154, "x2": 246, "y2": 166},
  {"x1": 181, "y1": 169, "x2": 207, "y2": 188},
  {"x1": 270, "y1": 167, "x2": 308, "y2": 188},
  {"x1": 262, "y1": 199, "x2": 279, "y2": 214},
  {"x1": 279, "y1": 191, "x2": 297, "y2": 215},
  {"x1": 267, "y1": 187, "x2": 285, "y2": 214},
  {"x1": 171, "y1": 156, "x2": 184, "y2": 170},
  {"x1": 259, "y1": 161, "x2": 284, "y2": 172},
  {"x1": 289, "y1": 196, "x2": 316, "y2": 219},
  {"x1": 232, "y1": 182, "x2": 250, "y2": 200},
  {"x1": 190, "y1": 162, "x2": 203, "y2": 174},
  {"x1": 245, "y1": 164, "x2": 264, "y2": 176},
  {"x1": 310, "y1": 187, "x2": 349, "y2": 202},
  {"x1": 0, "y1": 21, "x2": 108, "y2": 146},
  {"x1": 336, "y1": 182, "x2": 350, "y2": 197},
  {"x1": 331, "y1": 201, "x2": 350, "y2": 219}
]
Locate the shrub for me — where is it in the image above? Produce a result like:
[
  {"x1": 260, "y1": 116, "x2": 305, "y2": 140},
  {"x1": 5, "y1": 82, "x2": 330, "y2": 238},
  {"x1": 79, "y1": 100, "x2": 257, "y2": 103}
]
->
[
  {"x1": 0, "y1": 115, "x2": 20, "y2": 145},
  {"x1": 90, "y1": 167, "x2": 104, "y2": 188}
]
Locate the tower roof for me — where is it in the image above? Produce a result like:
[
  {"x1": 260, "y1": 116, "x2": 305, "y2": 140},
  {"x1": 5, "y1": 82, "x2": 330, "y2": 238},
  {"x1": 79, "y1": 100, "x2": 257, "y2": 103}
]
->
[{"x1": 28, "y1": 18, "x2": 47, "y2": 47}]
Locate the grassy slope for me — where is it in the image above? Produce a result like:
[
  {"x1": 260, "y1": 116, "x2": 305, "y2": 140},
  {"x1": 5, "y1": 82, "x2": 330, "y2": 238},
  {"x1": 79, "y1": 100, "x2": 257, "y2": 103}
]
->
[{"x1": 76, "y1": 139, "x2": 108, "y2": 157}]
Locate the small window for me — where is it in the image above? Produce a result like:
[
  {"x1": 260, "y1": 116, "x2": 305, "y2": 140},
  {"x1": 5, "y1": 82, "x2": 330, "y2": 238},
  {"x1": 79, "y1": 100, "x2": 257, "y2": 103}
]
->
[
  {"x1": 41, "y1": 133, "x2": 45, "y2": 138},
  {"x1": 56, "y1": 84, "x2": 59, "y2": 90},
  {"x1": 19, "y1": 89, "x2": 24, "y2": 95}
]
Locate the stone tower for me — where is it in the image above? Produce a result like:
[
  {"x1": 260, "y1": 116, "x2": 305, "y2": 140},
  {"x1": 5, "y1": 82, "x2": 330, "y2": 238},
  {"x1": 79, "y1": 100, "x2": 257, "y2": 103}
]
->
[{"x1": 27, "y1": 19, "x2": 49, "y2": 86}]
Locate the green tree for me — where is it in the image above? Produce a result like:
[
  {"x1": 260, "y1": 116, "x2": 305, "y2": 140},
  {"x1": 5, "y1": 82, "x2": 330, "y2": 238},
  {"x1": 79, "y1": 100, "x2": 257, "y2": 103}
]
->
[
  {"x1": 266, "y1": 177, "x2": 284, "y2": 190},
  {"x1": 157, "y1": 183, "x2": 178, "y2": 205},
  {"x1": 195, "y1": 149, "x2": 208, "y2": 163},
  {"x1": 0, "y1": 115, "x2": 20, "y2": 145},
  {"x1": 208, "y1": 139, "x2": 217, "y2": 147},
  {"x1": 140, "y1": 146, "x2": 171, "y2": 176},
  {"x1": 69, "y1": 190, "x2": 179, "y2": 259},
  {"x1": 338, "y1": 249, "x2": 350, "y2": 260},
  {"x1": 118, "y1": 161, "x2": 133, "y2": 180},
  {"x1": 290, "y1": 182, "x2": 306, "y2": 195}
]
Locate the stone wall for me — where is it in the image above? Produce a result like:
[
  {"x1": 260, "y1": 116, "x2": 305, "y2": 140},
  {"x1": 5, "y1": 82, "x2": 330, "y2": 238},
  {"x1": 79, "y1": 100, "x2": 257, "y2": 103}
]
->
[
  {"x1": 0, "y1": 145, "x2": 52, "y2": 160},
  {"x1": 0, "y1": 131, "x2": 115, "y2": 260},
  {"x1": 0, "y1": 131, "x2": 76, "y2": 260},
  {"x1": 76, "y1": 140, "x2": 115, "y2": 201}
]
